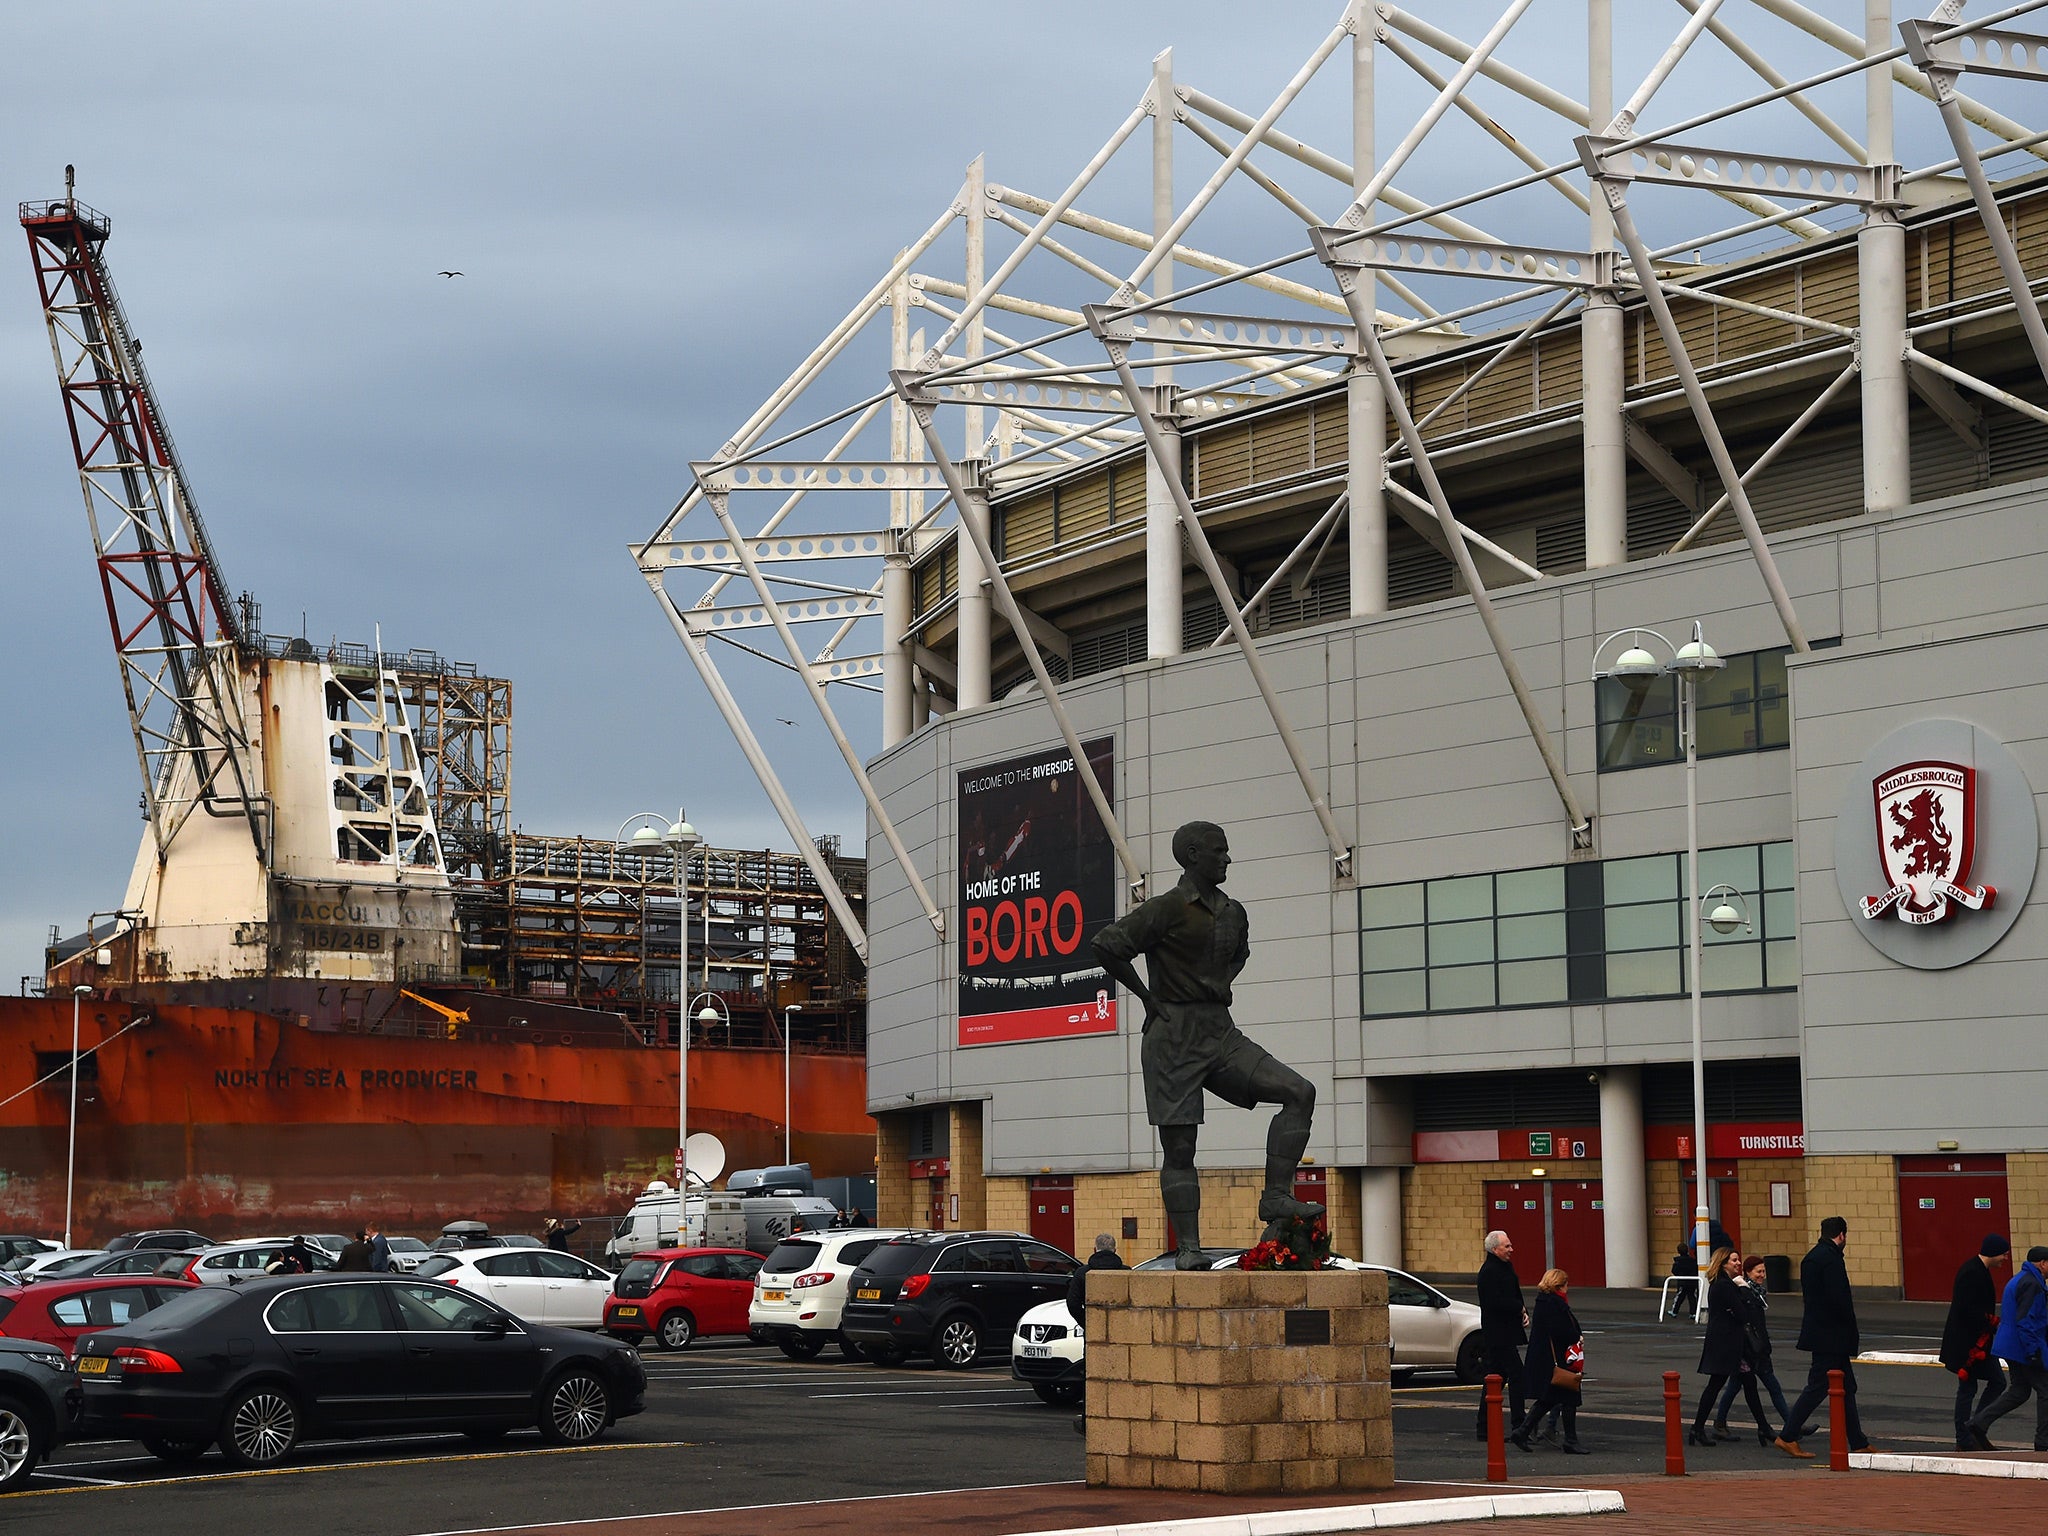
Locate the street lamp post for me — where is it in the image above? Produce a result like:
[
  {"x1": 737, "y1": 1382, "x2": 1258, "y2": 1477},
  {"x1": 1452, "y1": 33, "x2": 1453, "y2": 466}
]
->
[
  {"x1": 1596, "y1": 621, "x2": 1724, "y2": 1317},
  {"x1": 620, "y1": 810, "x2": 701, "y2": 1186},
  {"x1": 65, "y1": 981, "x2": 92, "y2": 1248},
  {"x1": 782, "y1": 1003, "x2": 802, "y2": 1166}
]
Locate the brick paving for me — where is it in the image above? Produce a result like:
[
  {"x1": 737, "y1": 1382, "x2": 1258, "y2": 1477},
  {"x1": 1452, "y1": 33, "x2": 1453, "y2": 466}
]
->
[{"x1": 490, "y1": 1467, "x2": 2048, "y2": 1536}]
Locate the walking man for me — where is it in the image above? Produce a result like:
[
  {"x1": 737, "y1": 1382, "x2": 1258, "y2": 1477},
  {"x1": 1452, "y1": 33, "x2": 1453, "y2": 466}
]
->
[
  {"x1": 1773, "y1": 1216, "x2": 1872, "y2": 1458},
  {"x1": 1475, "y1": 1230, "x2": 1528, "y2": 1440},
  {"x1": 367, "y1": 1220, "x2": 392, "y2": 1273},
  {"x1": 1965, "y1": 1243, "x2": 2048, "y2": 1451},
  {"x1": 1092, "y1": 822, "x2": 1322, "y2": 1269},
  {"x1": 1940, "y1": 1234, "x2": 2011, "y2": 1451},
  {"x1": 335, "y1": 1228, "x2": 374, "y2": 1271}
]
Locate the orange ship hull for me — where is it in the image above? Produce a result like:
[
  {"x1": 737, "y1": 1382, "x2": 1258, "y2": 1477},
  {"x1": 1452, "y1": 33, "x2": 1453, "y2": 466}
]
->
[{"x1": 0, "y1": 997, "x2": 875, "y2": 1242}]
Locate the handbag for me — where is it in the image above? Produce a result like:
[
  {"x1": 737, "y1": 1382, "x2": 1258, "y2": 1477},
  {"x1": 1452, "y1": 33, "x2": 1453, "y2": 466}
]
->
[{"x1": 1552, "y1": 1337, "x2": 1585, "y2": 1392}]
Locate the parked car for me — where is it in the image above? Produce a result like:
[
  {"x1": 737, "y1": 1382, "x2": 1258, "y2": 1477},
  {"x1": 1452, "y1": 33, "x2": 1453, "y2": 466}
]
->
[
  {"x1": 840, "y1": 1231, "x2": 1077, "y2": 1369},
  {"x1": 160, "y1": 1240, "x2": 338, "y2": 1284},
  {"x1": 105, "y1": 1230, "x2": 211, "y2": 1253},
  {"x1": 748, "y1": 1228, "x2": 917, "y2": 1360},
  {"x1": 1009, "y1": 1255, "x2": 1484, "y2": 1402},
  {"x1": 4, "y1": 1248, "x2": 102, "y2": 1278},
  {"x1": 603, "y1": 1247, "x2": 764, "y2": 1350},
  {"x1": 383, "y1": 1236, "x2": 430, "y2": 1272},
  {"x1": 0, "y1": 1336, "x2": 74, "y2": 1490},
  {"x1": 34, "y1": 1249, "x2": 200, "y2": 1281},
  {"x1": 75, "y1": 1274, "x2": 646, "y2": 1468},
  {"x1": 0, "y1": 1275, "x2": 197, "y2": 1349},
  {"x1": 412, "y1": 1249, "x2": 615, "y2": 1329},
  {"x1": 302, "y1": 1235, "x2": 354, "y2": 1261},
  {"x1": 0, "y1": 1238, "x2": 60, "y2": 1268}
]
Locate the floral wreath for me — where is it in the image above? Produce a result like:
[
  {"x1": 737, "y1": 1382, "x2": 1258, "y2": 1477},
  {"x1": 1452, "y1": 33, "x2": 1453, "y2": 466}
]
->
[{"x1": 1238, "y1": 1213, "x2": 1334, "y2": 1271}]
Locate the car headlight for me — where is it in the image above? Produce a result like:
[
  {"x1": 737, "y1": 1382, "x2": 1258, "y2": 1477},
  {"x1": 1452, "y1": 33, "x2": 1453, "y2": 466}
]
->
[{"x1": 27, "y1": 1351, "x2": 67, "y2": 1373}]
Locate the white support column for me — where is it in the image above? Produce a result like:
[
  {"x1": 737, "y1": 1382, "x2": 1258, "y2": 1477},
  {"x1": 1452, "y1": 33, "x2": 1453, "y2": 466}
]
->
[
  {"x1": 1860, "y1": 0, "x2": 1910, "y2": 516},
  {"x1": 883, "y1": 267, "x2": 916, "y2": 746},
  {"x1": 956, "y1": 159, "x2": 993, "y2": 708},
  {"x1": 1599, "y1": 1065, "x2": 1649, "y2": 1288},
  {"x1": 1145, "y1": 399, "x2": 1184, "y2": 659},
  {"x1": 1582, "y1": 0, "x2": 1628, "y2": 568},
  {"x1": 956, "y1": 474, "x2": 993, "y2": 709},
  {"x1": 1361, "y1": 1166, "x2": 1403, "y2": 1268},
  {"x1": 1348, "y1": 5, "x2": 1388, "y2": 616},
  {"x1": 1147, "y1": 55, "x2": 1184, "y2": 660}
]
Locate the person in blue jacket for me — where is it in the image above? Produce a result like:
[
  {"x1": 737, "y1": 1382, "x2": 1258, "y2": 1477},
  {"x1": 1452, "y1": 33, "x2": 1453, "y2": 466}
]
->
[{"x1": 1963, "y1": 1244, "x2": 2048, "y2": 1452}]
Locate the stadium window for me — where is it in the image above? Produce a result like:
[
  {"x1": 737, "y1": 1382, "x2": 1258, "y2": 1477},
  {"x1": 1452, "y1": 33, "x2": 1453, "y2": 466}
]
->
[{"x1": 1596, "y1": 647, "x2": 1789, "y2": 771}]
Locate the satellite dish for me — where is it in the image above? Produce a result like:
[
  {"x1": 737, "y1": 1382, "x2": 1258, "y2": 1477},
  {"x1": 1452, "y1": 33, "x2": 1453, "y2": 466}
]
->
[{"x1": 684, "y1": 1131, "x2": 727, "y2": 1190}]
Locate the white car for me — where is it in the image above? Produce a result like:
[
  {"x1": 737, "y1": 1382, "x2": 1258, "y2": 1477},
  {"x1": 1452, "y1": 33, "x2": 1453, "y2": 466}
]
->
[
  {"x1": 749, "y1": 1228, "x2": 919, "y2": 1359},
  {"x1": 412, "y1": 1247, "x2": 615, "y2": 1329},
  {"x1": 1009, "y1": 1257, "x2": 1484, "y2": 1405},
  {"x1": 383, "y1": 1235, "x2": 431, "y2": 1272},
  {"x1": 4, "y1": 1248, "x2": 103, "y2": 1279}
]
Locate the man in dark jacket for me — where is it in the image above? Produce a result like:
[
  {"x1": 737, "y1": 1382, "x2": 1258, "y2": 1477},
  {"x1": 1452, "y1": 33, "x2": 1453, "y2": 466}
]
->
[
  {"x1": 335, "y1": 1229, "x2": 374, "y2": 1272},
  {"x1": 543, "y1": 1217, "x2": 581, "y2": 1252},
  {"x1": 1965, "y1": 1244, "x2": 2048, "y2": 1452},
  {"x1": 1773, "y1": 1216, "x2": 1871, "y2": 1457},
  {"x1": 1940, "y1": 1234, "x2": 2011, "y2": 1450},
  {"x1": 1067, "y1": 1232, "x2": 1127, "y2": 1323},
  {"x1": 1474, "y1": 1230, "x2": 1528, "y2": 1440}
]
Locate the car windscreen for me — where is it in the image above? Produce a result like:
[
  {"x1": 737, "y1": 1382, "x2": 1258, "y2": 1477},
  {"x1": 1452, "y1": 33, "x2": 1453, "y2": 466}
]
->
[
  {"x1": 386, "y1": 1238, "x2": 427, "y2": 1252},
  {"x1": 413, "y1": 1255, "x2": 460, "y2": 1278},
  {"x1": 618, "y1": 1258, "x2": 662, "y2": 1286},
  {"x1": 855, "y1": 1241, "x2": 929, "y2": 1277},
  {"x1": 762, "y1": 1241, "x2": 822, "y2": 1275},
  {"x1": 122, "y1": 1286, "x2": 242, "y2": 1332}
]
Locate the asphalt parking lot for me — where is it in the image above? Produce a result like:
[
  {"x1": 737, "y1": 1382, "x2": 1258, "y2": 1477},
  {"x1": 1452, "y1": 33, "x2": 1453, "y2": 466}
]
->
[{"x1": 4, "y1": 1290, "x2": 1974, "y2": 1536}]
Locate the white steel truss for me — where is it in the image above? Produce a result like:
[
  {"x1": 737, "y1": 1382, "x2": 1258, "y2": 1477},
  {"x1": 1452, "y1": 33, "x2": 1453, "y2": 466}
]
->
[{"x1": 635, "y1": 0, "x2": 2048, "y2": 952}]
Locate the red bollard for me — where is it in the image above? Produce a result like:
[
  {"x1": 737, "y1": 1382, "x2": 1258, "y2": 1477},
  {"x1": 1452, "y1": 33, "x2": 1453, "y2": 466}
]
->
[
  {"x1": 1828, "y1": 1369, "x2": 1850, "y2": 1471},
  {"x1": 1663, "y1": 1371, "x2": 1686, "y2": 1476},
  {"x1": 1484, "y1": 1373, "x2": 1507, "y2": 1483}
]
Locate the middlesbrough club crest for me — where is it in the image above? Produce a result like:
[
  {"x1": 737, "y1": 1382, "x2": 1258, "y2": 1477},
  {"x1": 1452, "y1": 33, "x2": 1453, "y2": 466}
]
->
[{"x1": 1860, "y1": 760, "x2": 1995, "y2": 925}]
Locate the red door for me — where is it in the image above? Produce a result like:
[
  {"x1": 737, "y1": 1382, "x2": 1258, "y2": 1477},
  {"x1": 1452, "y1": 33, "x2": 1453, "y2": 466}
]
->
[
  {"x1": 1549, "y1": 1180, "x2": 1606, "y2": 1288},
  {"x1": 1899, "y1": 1155, "x2": 2009, "y2": 1302},
  {"x1": 1029, "y1": 1176, "x2": 1075, "y2": 1258},
  {"x1": 1293, "y1": 1168, "x2": 1328, "y2": 1220},
  {"x1": 1682, "y1": 1164, "x2": 1742, "y2": 1254},
  {"x1": 1482, "y1": 1181, "x2": 1548, "y2": 1285}
]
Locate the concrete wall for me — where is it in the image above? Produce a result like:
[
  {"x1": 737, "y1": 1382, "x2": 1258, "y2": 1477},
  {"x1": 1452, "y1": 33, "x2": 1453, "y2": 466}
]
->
[{"x1": 865, "y1": 475, "x2": 2048, "y2": 1201}]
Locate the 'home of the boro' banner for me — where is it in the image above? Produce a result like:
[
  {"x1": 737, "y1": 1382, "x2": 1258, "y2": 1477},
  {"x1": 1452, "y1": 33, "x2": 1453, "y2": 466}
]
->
[{"x1": 956, "y1": 738, "x2": 1117, "y2": 1046}]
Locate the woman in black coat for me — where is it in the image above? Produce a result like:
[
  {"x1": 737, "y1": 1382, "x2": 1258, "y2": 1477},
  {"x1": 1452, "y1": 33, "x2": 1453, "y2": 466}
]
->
[
  {"x1": 1714, "y1": 1255, "x2": 1792, "y2": 1442},
  {"x1": 1690, "y1": 1247, "x2": 1774, "y2": 1446},
  {"x1": 1511, "y1": 1268, "x2": 1589, "y2": 1454}
]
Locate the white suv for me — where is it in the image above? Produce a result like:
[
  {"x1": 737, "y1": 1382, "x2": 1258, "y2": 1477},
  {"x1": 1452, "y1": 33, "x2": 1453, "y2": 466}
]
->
[{"x1": 749, "y1": 1228, "x2": 918, "y2": 1359}]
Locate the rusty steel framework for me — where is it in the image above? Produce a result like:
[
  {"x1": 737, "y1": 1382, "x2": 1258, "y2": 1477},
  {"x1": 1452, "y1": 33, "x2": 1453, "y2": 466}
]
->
[
  {"x1": 390, "y1": 658, "x2": 512, "y2": 883},
  {"x1": 635, "y1": 0, "x2": 2048, "y2": 947},
  {"x1": 458, "y1": 833, "x2": 866, "y2": 1052}
]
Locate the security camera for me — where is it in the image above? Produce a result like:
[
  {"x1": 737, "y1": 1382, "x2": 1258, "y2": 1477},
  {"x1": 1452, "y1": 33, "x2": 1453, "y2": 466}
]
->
[{"x1": 1586, "y1": 1070, "x2": 1602, "y2": 1085}]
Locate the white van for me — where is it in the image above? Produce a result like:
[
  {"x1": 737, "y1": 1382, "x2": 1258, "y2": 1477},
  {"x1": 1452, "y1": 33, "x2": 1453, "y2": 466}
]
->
[{"x1": 606, "y1": 1182, "x2": 746, "y2": 1263}]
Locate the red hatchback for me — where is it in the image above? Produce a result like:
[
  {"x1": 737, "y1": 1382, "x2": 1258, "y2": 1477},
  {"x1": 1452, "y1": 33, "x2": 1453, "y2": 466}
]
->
[
  {"x1": 0, "y1": 1276, "x2": 197, "y2": 1350},
  {"x1": 604, "y1": 1247, "x2": 764, "y2": 1351}
]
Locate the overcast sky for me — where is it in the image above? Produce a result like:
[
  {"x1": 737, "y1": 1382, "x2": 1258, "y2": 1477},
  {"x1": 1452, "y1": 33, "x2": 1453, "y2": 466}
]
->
[{"x1": 0, "y1": 2, "x2": 2013, "y2": 986}]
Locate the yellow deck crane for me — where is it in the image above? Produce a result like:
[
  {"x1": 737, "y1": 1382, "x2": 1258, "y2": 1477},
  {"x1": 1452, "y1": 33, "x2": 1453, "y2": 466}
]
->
[{"x1": 400, "y1": 990, "x2": 470, "y2": 1039}]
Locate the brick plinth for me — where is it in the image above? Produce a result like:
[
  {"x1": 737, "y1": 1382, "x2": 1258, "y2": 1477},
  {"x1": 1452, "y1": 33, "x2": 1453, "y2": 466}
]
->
[{"x1": 1083, "y1": 1268, "x2": 1393, "y2": 1494}]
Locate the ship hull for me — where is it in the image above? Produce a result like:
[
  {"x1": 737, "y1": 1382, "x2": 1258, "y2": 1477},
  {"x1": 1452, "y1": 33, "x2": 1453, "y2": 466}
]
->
[{"x1": 0, "y1": 998, "x2": 874, "y2": 1241}]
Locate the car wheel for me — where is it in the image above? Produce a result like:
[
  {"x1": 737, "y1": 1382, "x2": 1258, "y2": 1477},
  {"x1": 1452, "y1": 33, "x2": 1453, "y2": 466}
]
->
[
  {"x1": 932, "y1": 1313, "x2": 982, "y2": 1369},
  {"x1": 142, "y1": 1436, "x2": 211, "y2": 1464},
  {"x1": 1454, "y1": 1333, "x2": 1485, "y2": 1385},
  {"x1": 218, "y1": 1385, "x2": 300, "y2": 1468},
  {"x1": 1033, "y1": 1381, "x2": 1083, "y2": 1407},
  {"x1": 656, "y1": 1310, "x2": 696, "y2": 1351},
  {"x1": 0, "y1": 1396, "x2": 46, "y2": 1493},
  {"x1": 836, "y1": 1331, "x2": 865, "y2": 1362},
  {"x1": 538, "y1": 1369, "x2": 611, "y2": 1446},
  {"x1": 777, "y1": 1333, "x2": 825, "y2": 1360}
]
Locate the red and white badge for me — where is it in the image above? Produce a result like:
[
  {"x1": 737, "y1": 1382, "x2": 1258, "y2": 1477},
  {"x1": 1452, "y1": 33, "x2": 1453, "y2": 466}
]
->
[{"x1": 1860, "y1": 760, "x2": 1995, "y2": 925}]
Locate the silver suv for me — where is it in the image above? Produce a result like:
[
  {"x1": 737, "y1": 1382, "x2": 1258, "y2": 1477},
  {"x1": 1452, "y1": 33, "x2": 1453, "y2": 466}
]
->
[{"x1": 158, "y1": 1240, "x2": 338, "y2": 1285}]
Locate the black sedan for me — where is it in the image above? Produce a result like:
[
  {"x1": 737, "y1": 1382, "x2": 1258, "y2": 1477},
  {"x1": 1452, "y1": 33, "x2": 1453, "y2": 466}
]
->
[{"x1": 76, "y1": 1273, "x2": 645, "y2": 1468}]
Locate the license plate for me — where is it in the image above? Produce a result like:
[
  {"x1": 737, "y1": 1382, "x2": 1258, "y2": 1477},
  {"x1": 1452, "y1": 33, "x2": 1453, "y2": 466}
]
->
[
  {"x1": 855, "y1": 1287, "x2": 881, "y2": 1301},
  {"x1": 1021, "y1": 1345, "x2": 1052, "y2": 1358},
  {"x1": 78, "y1": 1356, "x2": 109, "y2": 1375},
  {"x1": 763, "y1": 1290, "x2": 787, "y2": 1303},
  {"x1": 613, "y1": 1306, "x2": 641, "y2": 1319}
]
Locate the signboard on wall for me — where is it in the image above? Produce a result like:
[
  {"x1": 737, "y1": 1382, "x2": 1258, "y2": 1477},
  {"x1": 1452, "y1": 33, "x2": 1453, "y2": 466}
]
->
[{"x1": 956, "y1": 737, "x2": 1118, "y2": 1047}]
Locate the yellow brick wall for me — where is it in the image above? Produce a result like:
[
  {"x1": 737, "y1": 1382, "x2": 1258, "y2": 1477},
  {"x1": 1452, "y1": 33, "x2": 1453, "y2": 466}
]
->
[
  {"x1": 986, "y1": 1176, "x2": 1030, "y2": 1233},
  {"x1": 1733, "y1": 1160, "x2": 1807, "y2": 1260},
  {"x1": 1326, "y1": 1168, "x2": 1362, "y2": 1264},
  {"x1": 945, "y1": 1101, "x2": 987, "y2": 1231},
  {"x1": 1802, "y1": 1154, "x2": 1901, "y2": 1290},
  {"x1": 876, "y1": 1112, "x2": 913, "y2": 1227},
  {"x1": 2009, "y1": 1152, "x2": 2048, "y2": 1239}
]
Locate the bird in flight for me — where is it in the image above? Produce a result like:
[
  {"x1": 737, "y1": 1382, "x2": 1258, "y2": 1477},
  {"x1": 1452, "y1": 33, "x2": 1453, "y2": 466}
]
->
[
  {"x1": 776, "y1": 718, "x2": 797, "y2": 726},
  {"x1": 438, "y1": 270, "x2": 464, "y2": 278}
]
